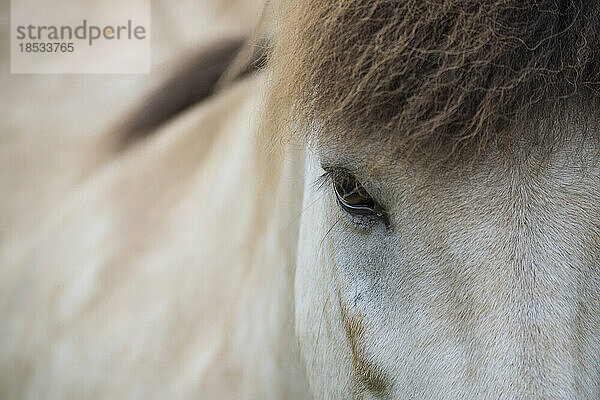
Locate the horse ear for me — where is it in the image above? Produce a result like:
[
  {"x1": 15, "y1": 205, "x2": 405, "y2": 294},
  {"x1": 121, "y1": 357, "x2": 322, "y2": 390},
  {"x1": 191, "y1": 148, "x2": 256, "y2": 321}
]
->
[
  {"x1": 118, "y1": 2, "x2": 274, "y2": 150},
  {"x1": 117, "y1": 36, "x2": 254, "y2": 149},
  {"x1": 216, "y1": 1, "x2": 274, "y2": 89}
]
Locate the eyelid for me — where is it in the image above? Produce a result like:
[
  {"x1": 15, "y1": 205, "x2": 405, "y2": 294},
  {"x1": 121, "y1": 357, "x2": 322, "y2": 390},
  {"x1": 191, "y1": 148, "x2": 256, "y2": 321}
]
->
[
  {"x1": 318, "y1": 166, "x2": 356, "y2": 186},
  {"x1": 321, "y1": 167, "x2": 388, "y2": 223},
  {"x1": 333, "y1": 182, "x2": 379, "y2": 215}
]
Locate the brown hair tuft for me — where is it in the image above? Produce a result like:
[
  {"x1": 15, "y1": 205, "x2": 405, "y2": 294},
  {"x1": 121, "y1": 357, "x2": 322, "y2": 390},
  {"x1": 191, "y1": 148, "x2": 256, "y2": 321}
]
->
[{"x1": 265, "y1": 0, "x2": 600, "y2": 162}]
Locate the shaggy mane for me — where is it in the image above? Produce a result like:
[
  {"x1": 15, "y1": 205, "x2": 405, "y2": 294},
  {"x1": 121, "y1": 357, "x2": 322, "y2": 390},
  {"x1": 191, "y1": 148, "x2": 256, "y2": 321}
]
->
[{"x1": 265, "y1": 0, "x2": 600, "y2": 162}]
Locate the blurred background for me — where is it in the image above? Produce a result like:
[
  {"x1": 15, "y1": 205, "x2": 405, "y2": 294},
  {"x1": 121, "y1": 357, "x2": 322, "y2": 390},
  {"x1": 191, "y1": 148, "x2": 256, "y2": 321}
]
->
[{"x1": 1, "y1": 0, "x2": 265, "y2": 247}]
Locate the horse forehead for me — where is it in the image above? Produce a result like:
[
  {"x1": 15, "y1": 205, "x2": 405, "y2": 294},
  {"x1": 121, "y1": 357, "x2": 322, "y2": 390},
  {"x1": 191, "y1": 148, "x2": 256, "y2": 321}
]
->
[
  {"x1": 313, "y1": 119, "x2": 600, "y2": 271},
  {"x1": 315, "y1": 105, "x2": 599, "y2": 174}
]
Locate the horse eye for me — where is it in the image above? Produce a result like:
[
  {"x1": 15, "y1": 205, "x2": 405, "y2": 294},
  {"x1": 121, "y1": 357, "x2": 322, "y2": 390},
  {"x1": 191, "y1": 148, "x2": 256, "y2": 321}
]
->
[{"x1": 330, "y1": 170, "x2": 385, "y2": 219}]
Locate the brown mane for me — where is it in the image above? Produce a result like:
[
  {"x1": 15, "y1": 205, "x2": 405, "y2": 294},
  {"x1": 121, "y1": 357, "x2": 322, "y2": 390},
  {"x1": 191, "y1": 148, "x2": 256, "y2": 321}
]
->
[{"x1": 265, "y1": 0, "x2": 600, "y2": 162}]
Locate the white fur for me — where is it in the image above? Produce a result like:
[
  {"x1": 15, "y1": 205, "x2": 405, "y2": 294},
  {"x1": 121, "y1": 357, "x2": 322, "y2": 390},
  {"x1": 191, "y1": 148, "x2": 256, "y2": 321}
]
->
[{"x1": 2, "y1": 73, "x2": 599, "y2": 399}]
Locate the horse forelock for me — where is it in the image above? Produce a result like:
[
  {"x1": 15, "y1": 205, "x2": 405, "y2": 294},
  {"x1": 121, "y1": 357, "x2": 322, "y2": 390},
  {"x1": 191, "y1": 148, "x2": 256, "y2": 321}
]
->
[{"x1": 265, "y1": 0, "x2": 600, "y2": 164}]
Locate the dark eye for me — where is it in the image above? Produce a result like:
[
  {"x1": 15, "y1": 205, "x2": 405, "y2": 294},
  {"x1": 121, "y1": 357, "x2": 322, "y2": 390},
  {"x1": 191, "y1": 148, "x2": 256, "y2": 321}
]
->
[{"x1": 329, "y1": 169, "x2": 386, "y2": 220}]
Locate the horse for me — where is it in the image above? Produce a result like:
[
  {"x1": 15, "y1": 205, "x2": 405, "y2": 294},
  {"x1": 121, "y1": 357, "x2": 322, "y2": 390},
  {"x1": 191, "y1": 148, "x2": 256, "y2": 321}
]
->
[{"x1": 2, "y1": 0, "x2": 600, "y2": 399}]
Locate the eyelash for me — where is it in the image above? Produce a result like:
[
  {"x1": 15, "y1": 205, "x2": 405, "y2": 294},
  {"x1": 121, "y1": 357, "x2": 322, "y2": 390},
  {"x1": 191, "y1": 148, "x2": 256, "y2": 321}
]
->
[{"x1": 315, "y1": 168, "x2": 388, "y2": 227}]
